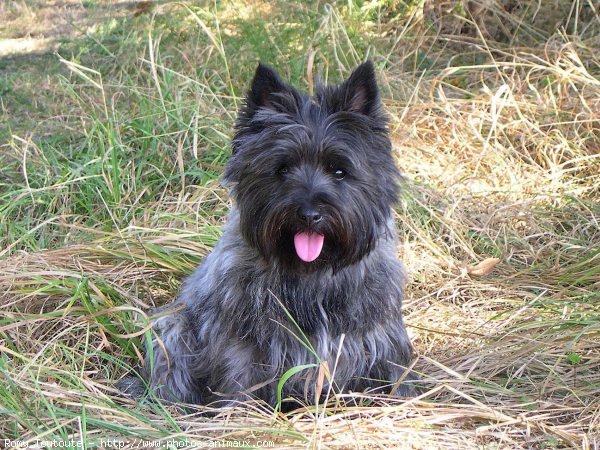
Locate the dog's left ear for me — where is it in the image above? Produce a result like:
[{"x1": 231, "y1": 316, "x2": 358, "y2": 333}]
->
[{"x1": 338, "y1": 60, "x2": 380, "y2": 116}]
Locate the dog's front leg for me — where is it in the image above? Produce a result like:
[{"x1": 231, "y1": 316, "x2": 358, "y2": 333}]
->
[{"x1": 144, "y1": 305, "x2": 205, "y2": 404}]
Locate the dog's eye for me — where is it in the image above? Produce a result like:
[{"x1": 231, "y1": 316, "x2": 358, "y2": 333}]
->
[
  {"x1": 332, "y1": 168, "x2": 346, "y2": 180},
  {"x1": 277, "y1": 166, "x2": 289, "y2": 176}
]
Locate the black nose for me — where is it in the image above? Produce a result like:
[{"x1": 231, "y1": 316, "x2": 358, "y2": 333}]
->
[{"x1": 298, "y1": 207, "x2": 322, "y2": 227}]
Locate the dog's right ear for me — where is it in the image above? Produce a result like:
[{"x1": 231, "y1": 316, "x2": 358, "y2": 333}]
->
[
  {"x1": 227, "y1": 64, "x2": 291, "y2": 181},
  {"x1": 230, "y1": 63, "x2": 294, "y2": 162},
  {"x1": 247, "y1": 63, "x2": 289, "y2": 111}
]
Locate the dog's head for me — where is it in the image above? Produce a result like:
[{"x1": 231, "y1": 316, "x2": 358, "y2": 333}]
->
[{"x1": 223, "y1": 62, "x2": 400, "y2": 271}]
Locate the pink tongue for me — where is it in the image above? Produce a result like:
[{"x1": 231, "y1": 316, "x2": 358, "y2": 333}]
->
[{"x1": 293, "y1": 232, "x2": 325, "y2": 262}]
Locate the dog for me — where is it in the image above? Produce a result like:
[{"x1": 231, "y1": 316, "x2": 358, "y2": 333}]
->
[{"x1": 122, "y1": 61, "x2": 414, "y2": 407}]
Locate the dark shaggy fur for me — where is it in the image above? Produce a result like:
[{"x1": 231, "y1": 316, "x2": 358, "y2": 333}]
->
[{"x1": 122, "y1": 61, "x2": 414, "y2": 407}]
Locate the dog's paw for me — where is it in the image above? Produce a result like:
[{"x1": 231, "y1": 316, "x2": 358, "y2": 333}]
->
[{"x1": 115, "y1": 375, "x2": 147, "y2": 400}]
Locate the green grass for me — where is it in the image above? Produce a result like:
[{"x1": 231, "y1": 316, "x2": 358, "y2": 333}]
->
[{"x1": 1, "y1": 0, "x2": 599, "y2": 448}]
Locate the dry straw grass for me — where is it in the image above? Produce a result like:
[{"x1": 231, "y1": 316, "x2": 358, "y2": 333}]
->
[{"x1": 0, "y1": 0, "x2": 599, "y2": 448}]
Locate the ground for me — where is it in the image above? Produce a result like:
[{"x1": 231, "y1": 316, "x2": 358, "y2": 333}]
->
[{"x1": 0, "y1": 0, "x2": 598, "y2": 448}]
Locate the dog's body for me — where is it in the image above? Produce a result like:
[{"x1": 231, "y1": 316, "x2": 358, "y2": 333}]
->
[{"x1": 132, "y1": 61, "x2": 414, "y2": 406}]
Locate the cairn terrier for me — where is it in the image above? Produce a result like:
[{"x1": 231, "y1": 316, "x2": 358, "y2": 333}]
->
[{"x1": 124, "y1": 61, "x2": 414, "y2": 407}]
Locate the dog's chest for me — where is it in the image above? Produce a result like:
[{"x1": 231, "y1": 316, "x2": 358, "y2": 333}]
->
[{"x1": 240, "y1": 269, "x2": 361, "y2": 336}]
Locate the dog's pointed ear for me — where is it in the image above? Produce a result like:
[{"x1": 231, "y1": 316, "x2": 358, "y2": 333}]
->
[
  {"x1": 246, "y1": 63, "x2": 290, "y2": 111},
  {"x1": 338, "y1": 61, "x2": 380, "y2": 116}
]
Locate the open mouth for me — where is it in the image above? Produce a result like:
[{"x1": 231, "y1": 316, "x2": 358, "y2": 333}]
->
[{"x1": 293, "y1": 231, "x2": 325, "y2": 262}]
